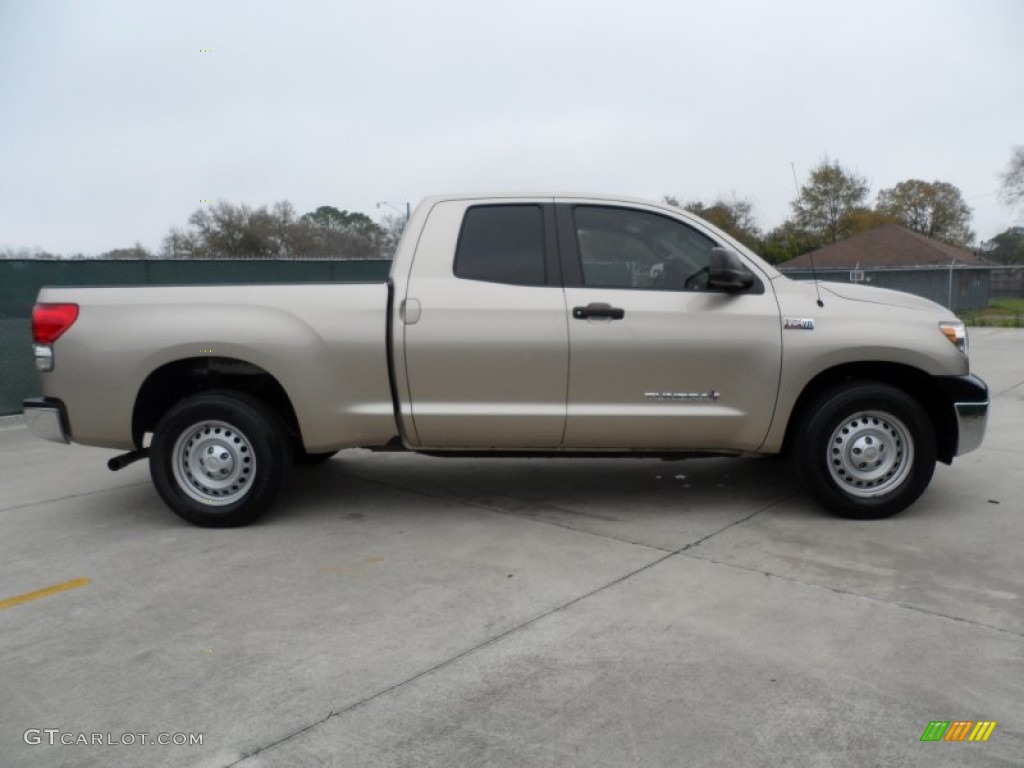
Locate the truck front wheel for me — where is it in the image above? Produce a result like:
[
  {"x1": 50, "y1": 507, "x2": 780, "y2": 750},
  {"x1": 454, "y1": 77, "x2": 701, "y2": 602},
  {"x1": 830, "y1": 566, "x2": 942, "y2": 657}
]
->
[
  {"x1": 796, "y1": 383, "x2": 936, "y2": 519},
  {"x1": 150, "y1": 391, "x2": 291, "y2": 527}
]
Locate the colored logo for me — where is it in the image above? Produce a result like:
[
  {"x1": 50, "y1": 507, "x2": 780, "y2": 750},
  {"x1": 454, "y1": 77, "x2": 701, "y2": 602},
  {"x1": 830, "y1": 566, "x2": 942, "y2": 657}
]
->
[{"x1": 920, "y1": 721, "x2": 997, "y2": 742}]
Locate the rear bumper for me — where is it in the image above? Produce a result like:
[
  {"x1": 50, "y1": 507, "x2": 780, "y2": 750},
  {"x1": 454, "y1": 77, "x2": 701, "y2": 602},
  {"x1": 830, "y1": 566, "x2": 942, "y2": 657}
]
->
[
  {"x1": 937, "y1": 374, "x2": 988, "y2": 457},
  {"x1": 22, "y1": 397, "x2": 71, "y2": 444}
]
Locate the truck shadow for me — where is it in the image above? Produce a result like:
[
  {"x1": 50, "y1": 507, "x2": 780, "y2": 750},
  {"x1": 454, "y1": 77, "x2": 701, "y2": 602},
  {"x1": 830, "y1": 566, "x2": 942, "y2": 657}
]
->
[
  {"x1": 62, "y1": 452, "x2": 811, "y2": 531},
  {"x1": 279, "y1": 451, "x2": 811, "y2": 529}
]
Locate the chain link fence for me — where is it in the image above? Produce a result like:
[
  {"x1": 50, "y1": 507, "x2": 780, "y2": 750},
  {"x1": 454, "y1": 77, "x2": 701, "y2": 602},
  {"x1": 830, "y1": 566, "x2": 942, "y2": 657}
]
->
[
  {"x1": 778, "y1": 265, "x2": 993, "y2": 312},
  {"x1": 0, "y1": 259, "x2": 392, "y2": 415}
]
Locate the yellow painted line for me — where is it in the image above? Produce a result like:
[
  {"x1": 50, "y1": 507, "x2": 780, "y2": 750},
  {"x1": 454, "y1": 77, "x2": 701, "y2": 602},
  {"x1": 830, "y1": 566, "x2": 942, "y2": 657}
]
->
[{"x1": 0, "y1": 577, "x2": 91, "y2": 610}]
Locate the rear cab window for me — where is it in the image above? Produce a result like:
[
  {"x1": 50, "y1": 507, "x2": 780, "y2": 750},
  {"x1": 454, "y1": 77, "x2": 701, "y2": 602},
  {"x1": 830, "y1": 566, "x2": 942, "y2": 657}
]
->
[{"x1": 454, "y1": 205, "x2": 549, "y2": 286}]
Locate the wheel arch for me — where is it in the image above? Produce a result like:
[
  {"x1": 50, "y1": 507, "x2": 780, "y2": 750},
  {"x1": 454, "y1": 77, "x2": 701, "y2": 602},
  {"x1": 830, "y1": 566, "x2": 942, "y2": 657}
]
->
[
  {"x1": 781, "y1": 362, "x2": 957, "y2": 464},
  {"x1": 132, "y1": 356, "x2": 302, "y2": 450}
]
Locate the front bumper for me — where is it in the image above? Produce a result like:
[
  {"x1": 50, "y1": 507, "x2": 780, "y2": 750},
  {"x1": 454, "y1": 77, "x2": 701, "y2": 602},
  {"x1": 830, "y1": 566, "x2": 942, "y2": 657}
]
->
[
  {"x1": 22, "y1": 397, "x2": 71, "y2": 444},
  {"x1": 953, "y1": 401, "x2": 988, "y2": 456},
  {"x1": 937, "y1": 374, "x2": 988, "y2": 457}
]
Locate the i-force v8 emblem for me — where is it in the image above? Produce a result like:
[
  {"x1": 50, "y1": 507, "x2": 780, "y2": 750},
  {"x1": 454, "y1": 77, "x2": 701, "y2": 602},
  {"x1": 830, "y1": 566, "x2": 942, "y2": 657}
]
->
[{"x1": 783, "y1": 317, "x2": 815, "y2": 330}]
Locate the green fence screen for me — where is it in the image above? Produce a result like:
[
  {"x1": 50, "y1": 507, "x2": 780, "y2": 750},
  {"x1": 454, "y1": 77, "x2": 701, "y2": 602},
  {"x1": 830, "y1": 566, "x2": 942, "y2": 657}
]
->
[{"x1": 0, "y1": 259, "x2": 392, "y2": 415}]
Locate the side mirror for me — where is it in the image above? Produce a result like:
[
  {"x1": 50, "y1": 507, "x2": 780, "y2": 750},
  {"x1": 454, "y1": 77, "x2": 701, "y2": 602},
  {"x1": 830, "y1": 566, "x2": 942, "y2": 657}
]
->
[{"x1": 707, "y1": 247, "x2": 754, "y2": 292}]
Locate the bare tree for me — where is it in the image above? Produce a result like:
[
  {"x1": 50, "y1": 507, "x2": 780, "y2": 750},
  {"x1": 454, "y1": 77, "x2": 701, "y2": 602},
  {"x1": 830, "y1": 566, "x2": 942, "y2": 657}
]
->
[
  {"x1": 161, "y1": 201, "x2": 342, "y2": 259},
  {"x1": 377, "y1": 213, "x2": 407, "y2": 258},
  {"x1": 1001, "y1": 146, "x2": 1024, "y2": 214}
]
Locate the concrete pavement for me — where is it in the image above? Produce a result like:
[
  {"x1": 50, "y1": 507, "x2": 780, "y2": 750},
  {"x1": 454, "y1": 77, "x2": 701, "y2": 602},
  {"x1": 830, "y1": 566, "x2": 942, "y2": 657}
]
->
[{"x1": 1, "y1": 329, "x2": 1021, "y2": 767}]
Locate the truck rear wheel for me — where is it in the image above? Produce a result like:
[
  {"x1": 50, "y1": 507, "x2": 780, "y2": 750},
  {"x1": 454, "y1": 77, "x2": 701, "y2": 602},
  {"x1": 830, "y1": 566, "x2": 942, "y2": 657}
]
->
[
  {"x1": 150, "y1": 391, "x2": 291, "y2": 527},
  {"x1": 796, "y1": 382, "x2": 936, "y2": 519}
]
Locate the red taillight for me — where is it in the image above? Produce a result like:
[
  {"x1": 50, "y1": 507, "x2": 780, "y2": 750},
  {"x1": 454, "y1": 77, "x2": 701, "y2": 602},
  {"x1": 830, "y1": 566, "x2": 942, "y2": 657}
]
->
[{"x1": 32, "y1": 303, "x2": 79, "y2": 343}]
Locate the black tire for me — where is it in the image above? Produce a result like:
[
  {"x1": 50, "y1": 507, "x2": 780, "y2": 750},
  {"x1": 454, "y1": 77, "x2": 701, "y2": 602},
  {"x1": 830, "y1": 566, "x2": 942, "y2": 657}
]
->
[
  {"x1": 795, "y1": 382, "x2": 936, "y2": 519},
  {"x1": 294, "y1": 449, "x2": 339, "y2": 466},
  {"x1": 150, "y1": 391, "x2": 292, "y2": 527}
]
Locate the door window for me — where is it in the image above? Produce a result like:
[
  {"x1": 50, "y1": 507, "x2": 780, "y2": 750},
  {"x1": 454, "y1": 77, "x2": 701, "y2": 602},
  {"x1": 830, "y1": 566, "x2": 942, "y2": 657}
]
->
[{"x1": 573, "y1": 206, "x2": 718, "y2": 291}]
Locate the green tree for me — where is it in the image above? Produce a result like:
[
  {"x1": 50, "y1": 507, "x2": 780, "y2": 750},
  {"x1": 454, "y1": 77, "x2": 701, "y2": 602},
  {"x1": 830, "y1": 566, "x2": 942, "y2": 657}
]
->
[
  {"x1": 758, "y1": 220, "x2": 819, "y2": 265},
  {"x1": 985, "y1": 226, "x2": 1024, "y2": 265},
  {"x1": 299, "y1": 206, "x2": 387, "y2": 259},
  {"x1": 300, "y1": 206, "x2": 376, "y2": 235},
  {"x1": 100, "y1": 243, "x2": 154, "y2": 259},
  {"x1": 876, "y1": 179, "x2": 974, "y2": 245},
  {"x1": 791, "y1": 158, "x2": 870, "y2": 243},
  {"x1": 665, "y1": 195, "x2": 762, "y2": 250},
  {"x1": 1000, "y1": 146, "x2": 1024, "y2": 215},
  {"x1": 842, "y1": 207, "x2": 896, "y2": 236}
]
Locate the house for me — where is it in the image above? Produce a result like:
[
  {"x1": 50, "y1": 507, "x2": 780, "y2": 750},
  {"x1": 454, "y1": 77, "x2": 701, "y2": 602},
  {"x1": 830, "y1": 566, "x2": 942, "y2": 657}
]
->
[{"x1": 776, "y1": 224, "x2": 995, "y2": 311}]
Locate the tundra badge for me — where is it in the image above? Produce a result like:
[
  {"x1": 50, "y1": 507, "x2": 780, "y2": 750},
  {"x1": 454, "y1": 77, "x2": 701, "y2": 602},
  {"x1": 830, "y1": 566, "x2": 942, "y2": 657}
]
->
[{"x1": 644, "y1": 391, "x2": 721, "y2": 402}]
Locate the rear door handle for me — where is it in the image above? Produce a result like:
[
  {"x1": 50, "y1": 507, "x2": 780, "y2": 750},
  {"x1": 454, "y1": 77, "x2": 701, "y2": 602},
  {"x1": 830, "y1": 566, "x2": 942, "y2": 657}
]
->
[{"x1": 573, "y1": 303, "x2": 625, "y2": 320}]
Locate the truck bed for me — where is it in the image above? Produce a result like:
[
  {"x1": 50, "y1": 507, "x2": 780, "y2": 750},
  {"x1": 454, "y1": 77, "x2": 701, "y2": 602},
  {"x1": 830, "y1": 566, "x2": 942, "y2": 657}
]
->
[{"x1": 36, "y1": 283, "x2": 398, "y2": 451}]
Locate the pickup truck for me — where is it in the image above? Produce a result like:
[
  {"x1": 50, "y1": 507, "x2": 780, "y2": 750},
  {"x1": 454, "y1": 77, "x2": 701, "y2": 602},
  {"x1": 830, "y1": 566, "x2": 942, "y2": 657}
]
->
[{"x1": 23, "y1": 193, "x2": 989, "y2": 527}]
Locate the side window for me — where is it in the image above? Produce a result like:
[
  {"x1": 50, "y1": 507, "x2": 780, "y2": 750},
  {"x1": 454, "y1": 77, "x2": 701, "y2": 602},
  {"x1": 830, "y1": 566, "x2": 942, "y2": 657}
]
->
[
  {"x1": 573, "y1": 206, "x2": 718, "y2": 291},
  {"x1": 454, "y1": 205, "x2": 546, "y2": 286}
]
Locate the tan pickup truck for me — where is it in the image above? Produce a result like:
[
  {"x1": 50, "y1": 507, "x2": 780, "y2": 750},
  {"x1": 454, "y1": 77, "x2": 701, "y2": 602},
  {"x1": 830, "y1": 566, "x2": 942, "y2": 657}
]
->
[{"x1": 24, "y1": 194, "x2": 988, "y2": 527}]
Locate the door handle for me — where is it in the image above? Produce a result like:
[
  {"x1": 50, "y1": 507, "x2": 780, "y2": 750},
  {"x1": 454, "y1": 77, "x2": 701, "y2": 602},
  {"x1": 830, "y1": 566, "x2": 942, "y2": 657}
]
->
[{"x1": 572, "y1": 303, "x2": 625, "y2": 320}]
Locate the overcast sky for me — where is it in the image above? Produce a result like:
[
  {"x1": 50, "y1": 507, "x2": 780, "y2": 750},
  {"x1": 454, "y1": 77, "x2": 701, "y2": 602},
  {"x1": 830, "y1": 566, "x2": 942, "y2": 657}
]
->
[{"x1": 1, "y1": 0, "x2": 1022, "y2": 255}]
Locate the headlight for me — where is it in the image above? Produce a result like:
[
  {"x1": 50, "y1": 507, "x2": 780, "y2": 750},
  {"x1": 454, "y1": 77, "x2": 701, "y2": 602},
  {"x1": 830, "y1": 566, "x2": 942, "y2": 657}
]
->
[{"x1": 939, "y1": 321, "x2": 968, "y2": 355}]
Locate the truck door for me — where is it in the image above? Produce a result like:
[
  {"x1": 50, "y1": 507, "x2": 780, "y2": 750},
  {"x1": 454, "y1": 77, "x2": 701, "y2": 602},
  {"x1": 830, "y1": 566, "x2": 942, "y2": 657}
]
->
[
  {"x1": 558, "y1": 202, "x2": 782, "y2": 451},
  {"x1": 401, "y1": 200, "x2": 568, "y2": 448}
]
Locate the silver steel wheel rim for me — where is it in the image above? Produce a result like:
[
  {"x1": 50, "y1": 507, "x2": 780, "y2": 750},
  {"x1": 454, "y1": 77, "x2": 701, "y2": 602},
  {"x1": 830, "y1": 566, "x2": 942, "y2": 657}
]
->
[
  {"x1": 827, "y1": 410, "x2": 913, "y2": 498},
  {"x1": 171, "y1": 420, "x2": 256, "y2": 506}
]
